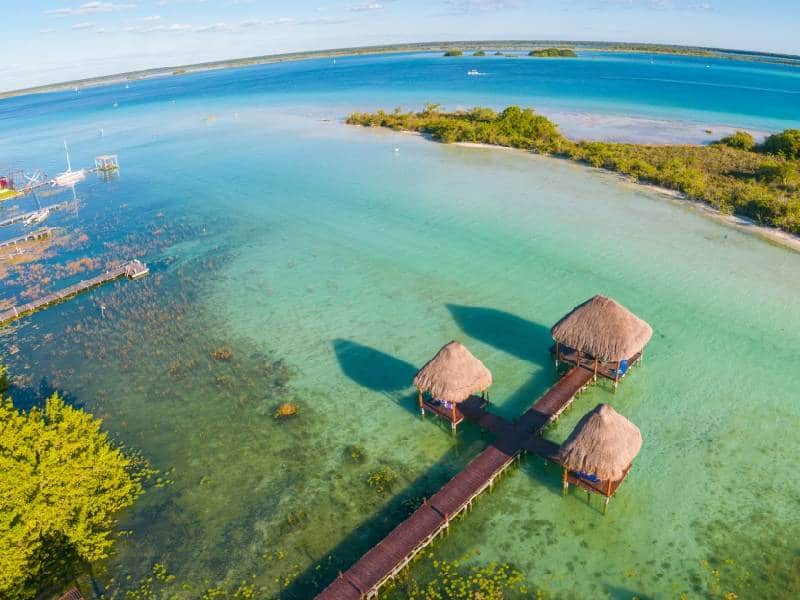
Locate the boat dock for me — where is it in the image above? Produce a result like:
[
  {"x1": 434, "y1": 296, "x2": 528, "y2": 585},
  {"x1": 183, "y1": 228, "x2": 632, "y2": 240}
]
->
[
  {"x1": 0, "y1": 203, "x2": 70, "y2": 227},
  {"x1": 0, "y1": 259, "x2": 149, "y2": 327},
  {"x1": 317, "y1": 364, "x2": 596, "y2": 600},
  {"x1": 0, "y1": 228, "x2": 55, "y2": 250}
]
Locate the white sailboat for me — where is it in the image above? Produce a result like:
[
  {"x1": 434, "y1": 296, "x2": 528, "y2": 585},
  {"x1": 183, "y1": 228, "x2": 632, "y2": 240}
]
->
[{"x1": 53, "y1": 141, "x2": 86, "y2": 188}]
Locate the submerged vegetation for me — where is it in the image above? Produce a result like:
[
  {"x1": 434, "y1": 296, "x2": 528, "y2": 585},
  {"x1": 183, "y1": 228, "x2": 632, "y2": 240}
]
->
[
  {"x1": 529, "y1": 48, "x2": 577, "y2": 57},
  {"x1": 347, "y1": 106, "x2": 800, "y2": 233},
  {"x1": 385, "y1": 551, "x2": 529, "y2": 599}
]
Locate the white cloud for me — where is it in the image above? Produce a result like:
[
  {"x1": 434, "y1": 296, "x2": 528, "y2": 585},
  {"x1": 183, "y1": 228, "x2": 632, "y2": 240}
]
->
[
  {"x1": 45, "y1": 2, "x2": 137, "y2": 16},
  {"x1": 142, "y1": 15, "x2": 162, "y2": 21},
  {"x1": 194, "y1": 22, "x2": 235, "y2": 33},
  {"x1": 348, "y1": 2, "x2": 383, "y2": 11},
  {"x1": 239, "y1": 17, "x2": 294, "y2": 28},
  {"x1": 71, "y1": 22, "x2": 95, "y2": 30},
  {"x1": 442, "y1": 0, "x2": 523, "y2": 14}
]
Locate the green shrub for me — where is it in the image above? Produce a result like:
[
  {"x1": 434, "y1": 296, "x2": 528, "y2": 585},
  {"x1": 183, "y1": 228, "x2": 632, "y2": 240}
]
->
[
  {"x1": 761, "y1": 129, "x2": 800, "y2": 159},
  {"x1": 529, "y1": 48, "x2": 577, "y2": 58},
  {"x1": 443, "y1": 50, "x2": 463, "y2": 57},
  {"x1": 716, "y1": 131, "x2": 756, "y2": 151}
]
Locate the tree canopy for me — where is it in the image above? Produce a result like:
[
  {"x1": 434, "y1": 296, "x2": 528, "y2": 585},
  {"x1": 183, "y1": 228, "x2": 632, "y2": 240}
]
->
[
  {"x1": 761, "y1": 129, "x2": 800, "y2": 159},
  {"x1": 529, "y1": 48, "x2": 577, "y2": 57},
  {"x1": 715, "y1": 130, "x2": 756, "y2": 151},
  {"x1": 0, "y1": 389, "x2": 143, "y2": 599}
]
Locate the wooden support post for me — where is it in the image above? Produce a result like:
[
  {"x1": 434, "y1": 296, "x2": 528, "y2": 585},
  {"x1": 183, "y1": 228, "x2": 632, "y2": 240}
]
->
[
  {"x1": 604, "y1": 480, "x2": 612, "y2": 515},
  {"x1": 576, "y1": 349, "x2": 581, "y2": 369},
  {"x1": 418, "y1": 388, "x2": 424, "y2": 417},
  {"x1": 613, "y1": 362, "x2": 620, "y2": 393},
  {"x1": 562, "y1": 468, "x2": 568, "y2": 496},
  {"x1": 593, "y1": 358, "x2": 599, "y2": 382},
  {"x1": 555, "y1": 342, "x2": 560, "y2": 366},
  {"x1": 451, "y1": 404, "x2": 456, "y2": 432}
]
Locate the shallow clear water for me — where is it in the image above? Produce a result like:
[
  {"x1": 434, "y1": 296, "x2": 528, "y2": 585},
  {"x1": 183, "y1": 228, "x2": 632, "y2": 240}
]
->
[{"x1": 2, "y1": 52, "x2": 800, "y2": 598}]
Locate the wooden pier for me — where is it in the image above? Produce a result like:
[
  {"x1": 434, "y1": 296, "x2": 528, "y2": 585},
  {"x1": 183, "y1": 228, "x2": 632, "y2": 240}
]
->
[
  {"x1": 0, "y1": 203, "x2": 70, "y2": 228},
  {"x1": 317, "y1": 364, "x2": 597, "y2": 600},
  {"x1": 0, "y1": 227, "x2": 54, "y2": 250},
  {"x1": 0, "y1": 260, "x2": 149, "y2": 327}
]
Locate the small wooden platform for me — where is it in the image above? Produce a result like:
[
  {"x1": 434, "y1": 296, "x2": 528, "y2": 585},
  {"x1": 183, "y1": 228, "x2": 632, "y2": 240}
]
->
[
  {"x1": 316, "y1": 365, "x2": 595, "y2": 600},
  {"x1": 552, "y1": 344, "x2": 642, "y2": 382},
  {"x1": 0, "y1": 259, "x2": 149, "y2": 327}
]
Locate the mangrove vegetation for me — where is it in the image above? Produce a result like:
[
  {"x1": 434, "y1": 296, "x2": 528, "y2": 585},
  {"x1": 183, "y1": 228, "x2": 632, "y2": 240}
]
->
[
  {"x1": 347, "y1": 106, "x2": 800, "y2": 234},
  {"x1": 529, "y1": 48, "x2": 577, "y2": 57}
]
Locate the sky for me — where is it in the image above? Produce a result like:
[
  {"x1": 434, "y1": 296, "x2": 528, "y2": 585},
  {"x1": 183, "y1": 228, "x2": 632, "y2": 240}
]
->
[{"x1": 1, "y1": 1, "x2": 798, "y2": 91}]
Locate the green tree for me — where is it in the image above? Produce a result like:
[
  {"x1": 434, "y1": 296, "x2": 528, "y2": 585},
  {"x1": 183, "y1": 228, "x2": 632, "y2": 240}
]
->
[
  {"x1": 716, "y1": 130, "x2": 756, "y2": 151},
  {"x1": 443, "y1": 50, "x2": 463, "y2": 57},
  {"x1": 0, "y1": 389, "x2": 143, "y2": 599},
  {"x1": 761, "y1": 129, "x2": 800, "y2": 159}
]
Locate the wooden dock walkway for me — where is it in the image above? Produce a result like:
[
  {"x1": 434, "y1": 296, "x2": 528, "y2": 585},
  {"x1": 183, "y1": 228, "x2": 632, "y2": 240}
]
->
[
  {"x1": 317, "y1": 365, "x2": 594, "y2": 599},
  {"x1": 0, "y1": 227, "x2": 54, "y2": 249},
  {"x1": 0, "y1": 203, "x2": 70, "y2": 227},
  {"x1": 0, "y1": 260, "x2": 149, "y2": 327}
]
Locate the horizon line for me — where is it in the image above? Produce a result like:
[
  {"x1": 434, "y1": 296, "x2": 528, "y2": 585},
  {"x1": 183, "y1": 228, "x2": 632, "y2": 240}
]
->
[{"x1": 3, "y1": 39, "x2": 799, "y2": 100}]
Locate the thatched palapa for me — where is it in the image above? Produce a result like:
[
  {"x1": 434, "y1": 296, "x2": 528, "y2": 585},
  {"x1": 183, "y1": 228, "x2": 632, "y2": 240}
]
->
[
  {"x1": 551, "y1": 295, "x2": 652, "y2": 362},
  {"x1": 413, "y1": 341, "x2": 492, "y2": 404},
  {"x1": 559, "y1": 403, "x2": 642, "y2": 482}
]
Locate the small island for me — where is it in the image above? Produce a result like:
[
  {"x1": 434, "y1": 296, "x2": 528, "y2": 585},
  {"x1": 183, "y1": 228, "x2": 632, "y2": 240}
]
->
[
  {"x1": 529, "y1": 48, "x2": 577, "y2": 57},
  {"x1": 443, "y1": 49, "x2": 463, "y2": 57},
  {"x1": 347, "y1": 105, "x2": 800, "y2": 234}
]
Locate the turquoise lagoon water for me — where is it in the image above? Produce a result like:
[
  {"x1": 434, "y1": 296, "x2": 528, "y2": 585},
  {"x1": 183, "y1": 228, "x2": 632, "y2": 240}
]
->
[{"x1": 1, "y1": 52, "x2": 800, "y2": 598}]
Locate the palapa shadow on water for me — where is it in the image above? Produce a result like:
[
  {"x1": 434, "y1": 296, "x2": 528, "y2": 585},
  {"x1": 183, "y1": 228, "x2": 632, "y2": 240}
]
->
[
  {"x1": 332, "y1": 339, "x2": 420, "y2": 415},
  {"x1": 446, "y1": 304, "x2": 553, "y2": 365},
  {"x1": 446, "y1": 304, "x2": 560, "y2": 418}
]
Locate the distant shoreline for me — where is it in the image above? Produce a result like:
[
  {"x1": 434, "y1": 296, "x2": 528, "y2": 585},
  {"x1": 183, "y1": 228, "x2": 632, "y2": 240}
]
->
[{"x1": 3, "y1": 40, "x2": 800, "y2": 101}]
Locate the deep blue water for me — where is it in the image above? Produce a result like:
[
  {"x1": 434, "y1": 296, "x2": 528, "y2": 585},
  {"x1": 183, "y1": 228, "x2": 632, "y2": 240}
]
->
[{"x1": 2, "y1": 51, "x2": 800, "y2": 134}]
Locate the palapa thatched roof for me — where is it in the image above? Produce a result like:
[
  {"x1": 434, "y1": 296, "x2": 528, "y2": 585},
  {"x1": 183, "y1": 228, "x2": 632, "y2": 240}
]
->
[
  {"x1": 551, "y1": 295, "x2": 652, "y2": 362},
  {"x1": 558, "y1": 403, "x2": 643, "y2": 481},
  {"x1": 413, "y1": 341, "x2": 492, "y2": 404}
]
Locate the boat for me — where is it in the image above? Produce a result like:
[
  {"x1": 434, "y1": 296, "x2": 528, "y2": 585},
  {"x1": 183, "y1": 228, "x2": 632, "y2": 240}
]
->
[
  {"x1": 52, "y1": 141, "x2": 86, "y2": 188},
  {"x1": 467, "y1": 69, "x2": 481, "y2": 76},
  {"x1": 23, "y1": 208, "x2": 50, "y2": 226}
]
